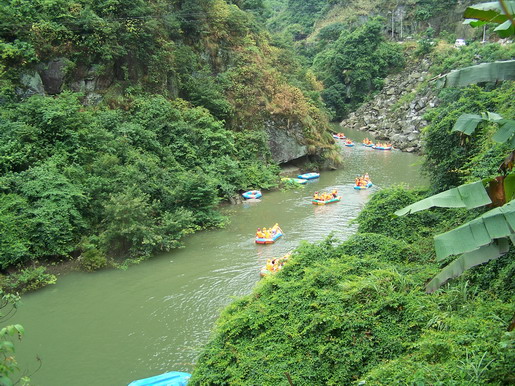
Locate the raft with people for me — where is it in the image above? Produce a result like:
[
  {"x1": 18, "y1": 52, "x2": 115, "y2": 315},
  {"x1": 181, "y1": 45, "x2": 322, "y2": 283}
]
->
[
  {"x1": 242, "y1": 190, "x2": 262, "y2": 199},
  {"x1": 255, "y1": 223, "x2": 283, "y2": 244},
  {"x1": 354, "y1": 174, "x2": 373, "y2": 189},
  {"x1": 344, "y1": 139, "x2": 354, "y2": 147},
  {"x1": 372, "y1": 142, "x2": 392, "y2": 150},
  {"x1": 298, "y1": 172, "x2": 320, "y2": 180},
  {"x1": 362, "y1": 138, "x2": 374, "y2": 147},
  {"x1": 332, "y1": 132, "x2": 346, "y2": 139},
  {"x1": 260, "y1": 253, "x2": 291, "y2": 277},
  {"x1": 312, "y1": 190, "x2": 341, "y2": 205}
]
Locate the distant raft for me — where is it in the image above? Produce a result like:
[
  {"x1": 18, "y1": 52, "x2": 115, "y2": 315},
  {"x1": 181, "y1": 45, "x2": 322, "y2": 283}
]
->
[
  {"x1": 372, "y1": 145, "x2": 392, "y2": 150},
  {"x1": 344, "y1": 141, "x2": 355, "y2": 147},
  {"x1": 298, "y1": 172, "x2": 320, "y2": 180},
  {"x1": 255, "y1": 225, "x2": 283, "y2": 244},
  {"x1": 255, "y1": 230, "x2": 283, "y2": 244},
  {"x1": 362, "y1": 142, "x2": 374, "y2": 147},
  {"x1": 282, "y1": 177, "x2": 308, "y2": 185},
  {"x1": 311, "y1": 196, "x2": 341, "y2": 205},
  {"x1": 332, "y1": 133, "x2": 346, "y2": 139},
  {"x1": 129, "y1": 371, "x2": 191, "y2": 386},
  {"x1": 242, "y1": 190, "x2": 262, "y2": 199},
  {"x1": 354, "y1": 182, "x2": 373, "y2": 190}
]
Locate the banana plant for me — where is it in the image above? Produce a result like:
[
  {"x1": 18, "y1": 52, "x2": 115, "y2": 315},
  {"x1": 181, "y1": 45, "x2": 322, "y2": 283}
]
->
[
  {"x1": 396, "y1": 110, "x2": 515, "y2": 292},
  {"x1": 396, "y1": 0, "x2": 515, "y2": 293},
  {"x1": 462, "y1": 0, "x2": 515, "y2": 38}
]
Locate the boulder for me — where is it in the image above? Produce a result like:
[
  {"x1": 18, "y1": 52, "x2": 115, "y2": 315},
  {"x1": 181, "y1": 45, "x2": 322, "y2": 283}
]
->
[{"x1": 37, "y1": 58, "x2": 69, "y2": 95}]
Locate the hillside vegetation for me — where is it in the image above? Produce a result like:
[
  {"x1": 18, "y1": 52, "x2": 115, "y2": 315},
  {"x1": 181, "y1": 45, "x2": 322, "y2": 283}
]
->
[{"x1": 0, "y1": 0, "x2": 342, "y2": 286}]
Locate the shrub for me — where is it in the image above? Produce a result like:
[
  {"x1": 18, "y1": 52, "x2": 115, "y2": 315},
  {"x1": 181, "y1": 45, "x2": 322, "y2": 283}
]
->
[
  {"x1": 2, "y1": 267, "x2": 56, "y2": 294},
  {"x1": 355, "y1": 186, "x2": 450, "y2": 243}
]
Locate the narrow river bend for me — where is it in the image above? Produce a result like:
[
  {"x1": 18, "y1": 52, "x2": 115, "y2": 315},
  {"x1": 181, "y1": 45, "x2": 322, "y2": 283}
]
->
[{"x1": 15, "y1": 127, "x2": 426, "y2": 385}]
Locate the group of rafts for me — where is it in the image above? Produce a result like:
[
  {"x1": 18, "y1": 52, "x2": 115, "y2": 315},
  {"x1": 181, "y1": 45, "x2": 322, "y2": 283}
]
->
[
  {"x1": 335, "y1": 133, "x2": 393, "y2": 151},
  {"x1": 250, "y1": 134, "x2": 382, "y2": 276}
]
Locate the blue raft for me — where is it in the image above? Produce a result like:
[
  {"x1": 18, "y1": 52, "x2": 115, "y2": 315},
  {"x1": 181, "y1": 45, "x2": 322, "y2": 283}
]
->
[
  {"x1": 354, "y1": 182, "x2": 373, "y2": 190},
  {"x1": 242, "y1": 190, "x2": 262, "y2": 199},
  {"x1": 298, "y1": 172, "x2": 320, "y2": 180},
  {"x1": 256, "y1": 230, "x2": 283, "y2": 244},
  {"x1": 128, "y1": 371, "x2": 191, "y2": 386}
]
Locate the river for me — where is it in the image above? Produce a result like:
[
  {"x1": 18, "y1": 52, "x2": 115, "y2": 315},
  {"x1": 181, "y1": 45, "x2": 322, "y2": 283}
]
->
[{"x1": 14, "y1": 127, "x2": 426, "y2": 385}]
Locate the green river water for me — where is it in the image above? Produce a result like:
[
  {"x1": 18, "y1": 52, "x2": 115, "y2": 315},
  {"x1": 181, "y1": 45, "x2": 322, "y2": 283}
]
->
[{"x1": 14, "y1": 127, "x2": 427, "y2": 385}]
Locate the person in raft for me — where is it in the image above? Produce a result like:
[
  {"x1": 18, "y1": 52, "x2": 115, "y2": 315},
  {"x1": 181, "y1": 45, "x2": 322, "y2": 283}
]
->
[
  {"x1": 271, "y1": 223, "x2": 282, "y2": 235},
  {"x1": 313, "y1": 191, "x2": 320, "y2": 200},
  {"x1": 256, "y1": 228, "x2": 264, "y2": 238},
  {"x1": 331, "y1": 189, "x2": 338, "y2": 198}
]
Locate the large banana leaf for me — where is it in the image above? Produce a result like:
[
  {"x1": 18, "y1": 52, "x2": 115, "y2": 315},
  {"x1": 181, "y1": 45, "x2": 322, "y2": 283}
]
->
[
  {"x1": 434, "y1": 200, "x2": 515, "y2": 260},
  {"x1": 426, "y1": 238, "x2": 510, "y2": 293},
  {"x1": 463, "y1": 1, "x2": 515, "y2": 21},
  {"x1": 451, "y1": 112, "x2": 515, "y2": 145},
  {"x1": 463, "y1": 1, "x2": 515, "y2": 37},
  {"x1": 394, "y1": 181, "x2": 491, "y2": 216},
  {"x1": 451, "y1": 113, "x2": 483, "y2": 135},
  {"x1": 437, "y1": 60, "x2": 515, "y2": 88}
]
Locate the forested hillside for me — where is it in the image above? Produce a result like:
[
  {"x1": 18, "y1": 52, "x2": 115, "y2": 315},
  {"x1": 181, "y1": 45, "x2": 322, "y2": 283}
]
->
[{"x1": 0, "y1": 0, "x2": 343, "y2": 287}]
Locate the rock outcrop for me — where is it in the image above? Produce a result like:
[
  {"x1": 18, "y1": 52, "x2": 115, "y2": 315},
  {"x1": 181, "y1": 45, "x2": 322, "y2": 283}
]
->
[{"x1": 340, "y1": 58, "x2": 439, "y2": 153}]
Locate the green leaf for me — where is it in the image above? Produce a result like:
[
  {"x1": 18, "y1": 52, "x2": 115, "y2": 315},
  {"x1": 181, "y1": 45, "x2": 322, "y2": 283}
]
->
[
  {"x1": 463, "y1": 19, "x2": 488, "y2": 27},
  {"x1": 434, "y1": 200, "x2": 515, "y2": 260},
  {"x1": 494, "y1": 20, "x2": 515, "y2": 38},
  {"x1": 485, "y1": 112, "x2": 503, "y2": 122},
  {"x1": 395, "y1": 181, "x2": 491, "y2": 216},
  {"x1": 426, "y1": 238, "x2": 510, "y2": 293},
  {"x1": 441, "y1": 60, "x2": 515, "y2": 88},
  {"x1": 452, "y1": 113, "x2": 482, "y2": 135},
  {"x1": 492, "y1": 120, "x2": 515, "y2": 142},
  {"x1": 463, "y1": 2, "x2": 515, "y2": 23},
  {"x1": 504, "y1": 174, "x2": 515, "y2": 203}
]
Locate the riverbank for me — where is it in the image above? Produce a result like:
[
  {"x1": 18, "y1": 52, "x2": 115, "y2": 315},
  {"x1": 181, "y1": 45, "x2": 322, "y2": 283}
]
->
[{"x1": 190, "y1": 186, "x2": 515, "y2": 384}]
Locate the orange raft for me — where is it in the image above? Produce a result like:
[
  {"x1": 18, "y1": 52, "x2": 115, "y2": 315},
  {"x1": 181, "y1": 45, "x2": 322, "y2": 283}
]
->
[{"x1": 260, "y1": 254, "x2": 291, "y2": 277}]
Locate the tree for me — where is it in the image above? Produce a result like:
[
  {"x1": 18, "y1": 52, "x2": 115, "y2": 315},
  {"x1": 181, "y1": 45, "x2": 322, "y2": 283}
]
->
[{"x1": 396, "y1": 1, "x2": 515, "y2": 293}]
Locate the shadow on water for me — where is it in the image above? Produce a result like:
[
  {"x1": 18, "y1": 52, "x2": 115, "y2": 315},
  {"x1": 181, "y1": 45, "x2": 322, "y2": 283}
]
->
[{"x1": 15, "y1": 127, "x2": 427, "y2": 385}]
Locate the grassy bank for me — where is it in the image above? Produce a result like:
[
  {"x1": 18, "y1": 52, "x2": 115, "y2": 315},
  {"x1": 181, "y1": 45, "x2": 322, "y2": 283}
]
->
[{"x1": 190, "y1": 186, "x2": 515, "y2": 385}]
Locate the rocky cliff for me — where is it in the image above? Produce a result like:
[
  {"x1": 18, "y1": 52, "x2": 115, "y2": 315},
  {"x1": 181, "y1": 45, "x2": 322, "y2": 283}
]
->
[{"x1": 340, "y1": 57, "x2": 439, "y2": 153}]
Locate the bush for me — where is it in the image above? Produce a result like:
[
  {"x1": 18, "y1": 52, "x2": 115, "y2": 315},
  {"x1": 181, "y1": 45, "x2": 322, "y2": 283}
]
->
[
  {"x1": 355, "y1": 186, "x2": 450, "y2": 243},
  {"x1": 2, "y1": 267, "x2": 57, "y2": 294},
  {"x1": 79, "y1": 248, "x2": 108, "y2": 272}
]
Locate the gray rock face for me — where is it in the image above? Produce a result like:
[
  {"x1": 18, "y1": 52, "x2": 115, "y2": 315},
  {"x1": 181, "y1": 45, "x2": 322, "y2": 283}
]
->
[
  {"x1": 17, "y1": 71, "x2": 45, "y2": 97},
  {"x1": 265, "y1": 119, "x2": 308, "y2": 164},
  {"x1": 340, "y1": 58, "x2": 438, "y2": 153},
  {"x1": 36, "y1": 58, "x2": 69, "y2": 95}
]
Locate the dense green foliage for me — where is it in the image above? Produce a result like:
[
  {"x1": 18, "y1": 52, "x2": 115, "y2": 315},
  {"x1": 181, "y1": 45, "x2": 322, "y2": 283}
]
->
[
  {"x1": 0, "y1": 0, "x2": 345, "y2": 279},
  {"x1": 191, "y1": 187, "x2": 514, "y2": 384},
  {"x1": 312, "y1": 18, "x2": 404, "y2": 119},
  {"x1": 0, "y1": 92, "x2": 284, "y2": 271},
  {"x1": 422, "y1": 82, "x2": 515, "y2": 192}
]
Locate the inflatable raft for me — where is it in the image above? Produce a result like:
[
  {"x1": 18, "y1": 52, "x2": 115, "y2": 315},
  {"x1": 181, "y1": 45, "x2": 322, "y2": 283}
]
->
[
  {"x1": 282, "y1": 177, "x2": 308, "y2": 185},
  {"x1": 344, "y1": 142, "x2": 354, "y2": 147},
  {"x1": 332, "y1": 133, "x2": 346, "y2": 139},
  {"x1": 242, "y1": 190, "x2": 262, "y2": 199},
  {"x1": 129, "y1": 371, "x2": 191, "y2": 386},
  {"x1": 255, "y1": 230, "x2": 283, "y2": 244},
  {"x1": 311, "y1": 196, "x2": 341, "y2": 205},
  {"x1": 354, "y1": 182, "x2": 373, "y2": 190},
  {"x1": 260, "y1": 254, "x2": 290, "y2": 277},
  {"x1": 298, "y1": 172, "x2": 320, "y2": 180},
  {"x1": 362, "y1": 143, "x2": 374, "y2": 147},
  {"x1": 372, "y1": 145, "x2": 392, "y2": 150}
]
